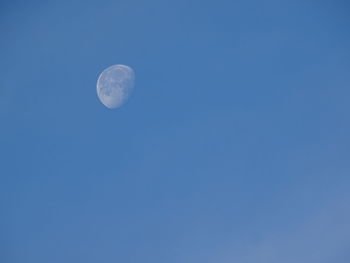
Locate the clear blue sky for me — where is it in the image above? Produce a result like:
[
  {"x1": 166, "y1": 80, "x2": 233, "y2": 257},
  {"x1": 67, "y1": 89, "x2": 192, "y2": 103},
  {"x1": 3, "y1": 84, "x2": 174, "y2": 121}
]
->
[{"x1": 1, "y1": 0, "x2": 350, "y2": 262}]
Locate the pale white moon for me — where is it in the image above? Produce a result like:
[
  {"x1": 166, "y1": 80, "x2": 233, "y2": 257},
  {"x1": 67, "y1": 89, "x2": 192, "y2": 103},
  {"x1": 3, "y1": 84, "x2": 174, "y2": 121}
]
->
[{"x1": 96, "y1": 64, "x2": 135, "y2": 109}]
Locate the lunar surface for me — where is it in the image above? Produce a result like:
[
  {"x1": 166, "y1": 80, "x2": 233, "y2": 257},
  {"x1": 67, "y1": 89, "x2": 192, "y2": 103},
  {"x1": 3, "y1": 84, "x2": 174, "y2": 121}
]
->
[{"x1": 96, "y1": 64, "x2": 135, "y2": 109}]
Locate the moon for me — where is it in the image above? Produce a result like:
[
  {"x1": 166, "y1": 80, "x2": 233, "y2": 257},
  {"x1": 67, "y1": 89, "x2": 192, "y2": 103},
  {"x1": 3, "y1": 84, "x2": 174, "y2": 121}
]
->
[{"x1": 96, "y1": 64, "x2": 135, "y2": 109}]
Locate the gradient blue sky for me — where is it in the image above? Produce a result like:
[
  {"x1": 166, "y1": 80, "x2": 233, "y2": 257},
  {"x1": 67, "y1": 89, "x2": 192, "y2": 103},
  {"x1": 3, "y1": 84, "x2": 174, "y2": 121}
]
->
[{"x1": 1, "y1": 0, "x2": 350, "y2": 262}]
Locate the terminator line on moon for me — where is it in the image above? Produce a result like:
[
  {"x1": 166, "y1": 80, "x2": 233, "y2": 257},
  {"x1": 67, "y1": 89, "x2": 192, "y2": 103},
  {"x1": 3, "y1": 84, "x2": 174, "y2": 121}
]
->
[{"x1": 96, "y1": 64, "x2": 135, "y2": 109}]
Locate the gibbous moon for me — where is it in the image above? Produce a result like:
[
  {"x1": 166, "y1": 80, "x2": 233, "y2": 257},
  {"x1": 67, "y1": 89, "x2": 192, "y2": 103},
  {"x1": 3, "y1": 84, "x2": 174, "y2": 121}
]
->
[{"x1": 96, "y1": 64, "x2": 135, "y2": 109}]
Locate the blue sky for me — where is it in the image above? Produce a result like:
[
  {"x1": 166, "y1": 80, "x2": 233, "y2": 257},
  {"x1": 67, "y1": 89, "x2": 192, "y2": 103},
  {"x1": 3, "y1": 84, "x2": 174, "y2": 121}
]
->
[{"x1": 1, "y1": 0, "x2": 350, "y2": 262}]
